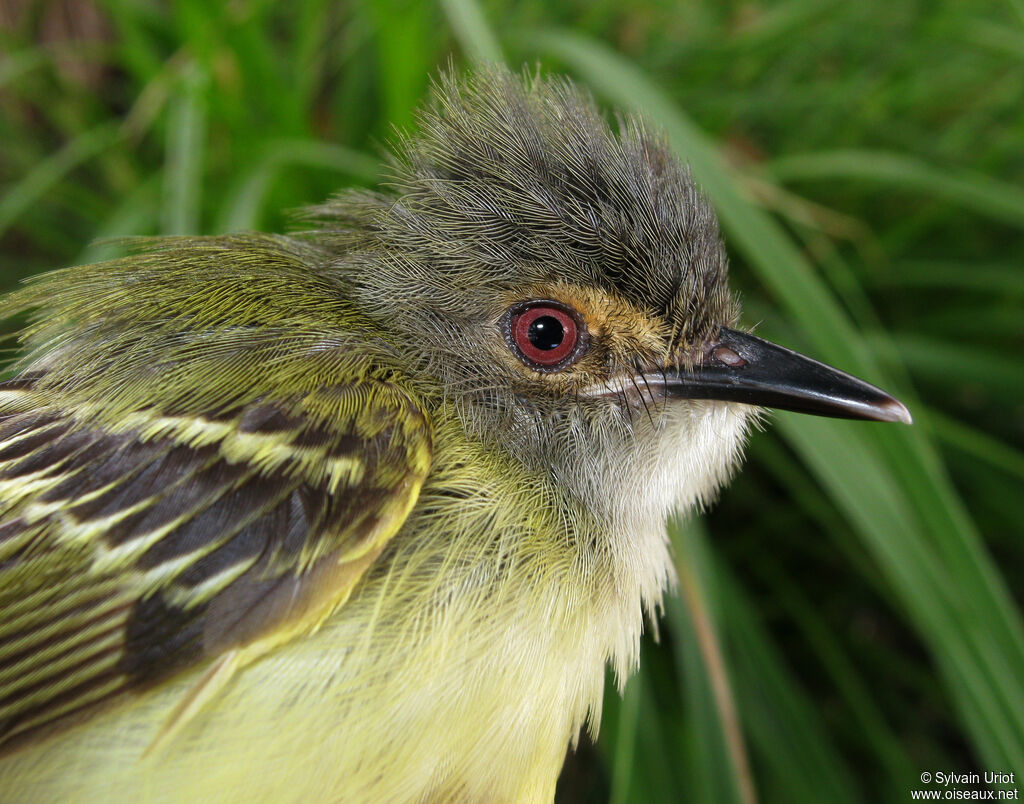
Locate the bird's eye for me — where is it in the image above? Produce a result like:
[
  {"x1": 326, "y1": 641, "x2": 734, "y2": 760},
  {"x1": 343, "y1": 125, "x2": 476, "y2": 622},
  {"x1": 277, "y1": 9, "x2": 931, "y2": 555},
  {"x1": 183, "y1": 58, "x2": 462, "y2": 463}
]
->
[{"x1": 504, "y1": 300, "x2": 587, "y2": 371}]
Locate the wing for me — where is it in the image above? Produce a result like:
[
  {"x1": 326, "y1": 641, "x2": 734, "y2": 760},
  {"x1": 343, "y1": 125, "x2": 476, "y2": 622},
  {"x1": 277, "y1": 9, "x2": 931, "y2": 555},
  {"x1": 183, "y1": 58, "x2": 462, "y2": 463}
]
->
[{"x1": 0, "y1": 374, "x2": 431, "y2": 755}]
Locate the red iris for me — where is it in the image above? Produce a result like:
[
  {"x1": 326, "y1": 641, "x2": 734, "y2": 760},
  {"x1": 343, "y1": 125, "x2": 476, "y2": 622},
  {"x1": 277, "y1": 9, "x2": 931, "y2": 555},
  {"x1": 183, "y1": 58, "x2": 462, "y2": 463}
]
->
[{"x1": 509, "y1": 304, "x2": 581, "y2": 368}]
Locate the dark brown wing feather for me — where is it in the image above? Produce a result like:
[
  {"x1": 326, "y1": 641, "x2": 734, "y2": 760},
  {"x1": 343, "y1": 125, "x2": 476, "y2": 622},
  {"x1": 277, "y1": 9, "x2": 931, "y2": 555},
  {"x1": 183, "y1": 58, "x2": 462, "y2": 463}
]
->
[{"x1": 0, "y1": 378, "x2": 431, "y2": 753}]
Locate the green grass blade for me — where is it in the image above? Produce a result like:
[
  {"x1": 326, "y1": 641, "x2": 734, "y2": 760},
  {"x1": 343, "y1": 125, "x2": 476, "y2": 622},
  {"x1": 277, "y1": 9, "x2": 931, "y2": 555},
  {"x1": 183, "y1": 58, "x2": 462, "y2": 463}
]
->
[
  {"x1": 608, "y1": 671, "x2": 642, "y2": 804},
  {"x1": 779, "y1": 414, "x2": 1024, "y2": 775},
  {"x1": 676, "y1": 516, "x2": 861, "y2": 804},
  {"x1": 866, "y1": 261, "x2": 1024, "y2": 294},
  {"x1": 0, "y1": 46, "x2": 53, "y2": 88},
  {"x1": 667, "y1": 591, "x2": 745, "y2": 804},
  {"x1": 77, "y1": 177, "x2": 160, "y2": 264},
  {"x1": 926, "y1": 410, "x2": 1024, "y2": 484},
  {"x1": 765, "y1": 150, "x2": 1024, "y2": 230},
  {"x1": 366, "y1": 0, "x2": 435, "y2": 131},
  {"x1": 161, "y1": 64, "x2": 207, "y2": 235},
  {"x1": 216, "y1": 140, "x2": 379, "y2": 232},
  {"x1": 880, "y1": 333, "x2": 1024, "y2": 403},
  {"x1": 438, "y1": 0, "x2": 503, "y2": 64},
  {"x1": 0, "y1": 123, "x2": 120, "y2": 240},
  {"x1": 668, "y1": 517, "x2": 755, "y2": 804}
]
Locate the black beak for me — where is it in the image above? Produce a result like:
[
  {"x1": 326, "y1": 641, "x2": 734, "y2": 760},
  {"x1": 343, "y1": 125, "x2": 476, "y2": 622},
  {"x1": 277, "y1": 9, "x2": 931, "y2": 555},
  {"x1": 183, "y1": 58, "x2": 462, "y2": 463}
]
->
[{"x1": 657, "y1": 327, "x2": 912, "y2": 424}]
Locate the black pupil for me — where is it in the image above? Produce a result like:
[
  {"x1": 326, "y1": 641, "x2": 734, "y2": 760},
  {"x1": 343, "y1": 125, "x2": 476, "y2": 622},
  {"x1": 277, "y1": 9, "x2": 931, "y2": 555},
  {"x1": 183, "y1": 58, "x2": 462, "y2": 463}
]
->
[{"x1": 527, "y1": 315, "x2": 565, "y2": 350}]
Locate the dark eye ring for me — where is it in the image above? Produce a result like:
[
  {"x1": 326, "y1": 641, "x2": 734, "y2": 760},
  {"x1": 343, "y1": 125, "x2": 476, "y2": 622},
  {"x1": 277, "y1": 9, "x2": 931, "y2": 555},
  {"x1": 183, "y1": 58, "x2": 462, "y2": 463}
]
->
[{"x1": 503, "y1": 300, "x2": 588, "y2": 371}]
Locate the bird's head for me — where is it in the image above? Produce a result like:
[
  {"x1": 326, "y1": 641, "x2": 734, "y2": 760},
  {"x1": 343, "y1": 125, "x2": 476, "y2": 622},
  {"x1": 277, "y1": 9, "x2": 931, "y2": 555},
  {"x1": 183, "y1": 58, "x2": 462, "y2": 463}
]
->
[{"x1": 316, "y1": 68, "x2": 909, "y2": 524}]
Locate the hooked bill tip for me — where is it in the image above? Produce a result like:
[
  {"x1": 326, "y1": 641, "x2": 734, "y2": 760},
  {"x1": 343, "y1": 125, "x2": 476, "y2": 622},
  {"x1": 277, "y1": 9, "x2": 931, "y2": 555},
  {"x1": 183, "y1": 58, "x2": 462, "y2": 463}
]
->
[{"x1": 874, "y1": 397, "x2": 914, "y2": 425}]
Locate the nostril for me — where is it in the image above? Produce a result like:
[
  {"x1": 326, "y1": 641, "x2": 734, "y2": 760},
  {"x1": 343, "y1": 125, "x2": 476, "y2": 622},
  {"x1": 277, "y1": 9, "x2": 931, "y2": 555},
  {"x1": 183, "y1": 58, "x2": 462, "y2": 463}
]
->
[{"x1": 713, "y1": 346, "x2": 747, "y2": 367}]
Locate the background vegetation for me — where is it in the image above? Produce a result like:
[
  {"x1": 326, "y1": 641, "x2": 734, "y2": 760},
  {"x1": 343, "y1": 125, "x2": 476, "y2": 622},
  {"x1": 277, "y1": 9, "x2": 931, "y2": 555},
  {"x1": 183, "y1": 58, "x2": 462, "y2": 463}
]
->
[{"x1": 1, "y1": 0, "x2": 1022, "y2": 801}]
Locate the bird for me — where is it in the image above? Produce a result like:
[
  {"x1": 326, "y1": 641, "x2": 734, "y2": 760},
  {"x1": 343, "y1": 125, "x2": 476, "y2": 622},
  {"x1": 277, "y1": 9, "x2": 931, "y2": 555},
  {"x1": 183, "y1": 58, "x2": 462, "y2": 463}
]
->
[{"x1": 0, "y1": 67, "x2": 910, "y2": 802}]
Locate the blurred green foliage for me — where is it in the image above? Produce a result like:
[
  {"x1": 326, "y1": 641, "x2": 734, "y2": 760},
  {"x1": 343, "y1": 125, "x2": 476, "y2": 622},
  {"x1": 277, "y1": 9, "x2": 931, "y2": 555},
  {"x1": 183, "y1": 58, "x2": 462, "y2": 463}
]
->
[{"x1": 1, "y1": 1, "x2": 1022, "y2": 801}]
